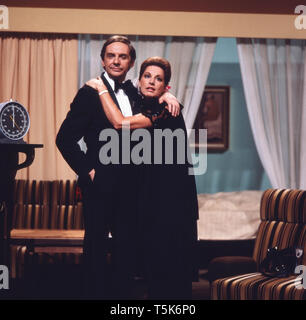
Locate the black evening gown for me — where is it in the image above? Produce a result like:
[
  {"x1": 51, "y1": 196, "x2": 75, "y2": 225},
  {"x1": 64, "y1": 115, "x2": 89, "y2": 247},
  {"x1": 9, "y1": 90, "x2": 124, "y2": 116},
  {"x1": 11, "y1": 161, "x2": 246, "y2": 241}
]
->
[{"x1": 137, "y1": 98, "x2": 199, "y2": 300}]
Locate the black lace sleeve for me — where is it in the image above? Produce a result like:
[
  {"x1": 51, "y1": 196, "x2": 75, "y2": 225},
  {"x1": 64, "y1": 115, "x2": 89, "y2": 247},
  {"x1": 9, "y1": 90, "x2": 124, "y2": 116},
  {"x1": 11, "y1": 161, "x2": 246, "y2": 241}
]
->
[{"x1": 141, "y1": 102, "x2": 170, "y2": 127}]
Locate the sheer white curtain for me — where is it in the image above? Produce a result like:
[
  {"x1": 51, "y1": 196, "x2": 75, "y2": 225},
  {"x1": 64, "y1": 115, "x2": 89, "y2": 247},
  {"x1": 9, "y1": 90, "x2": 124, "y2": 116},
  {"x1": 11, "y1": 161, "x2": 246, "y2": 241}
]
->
[
  {"x1": 237, "y1": 38, "x2": 306, "y2": 188},
  {"x1": 78, "y1": 35, "x2": 216, "y2": 130},
  {"x1": 78, "y1": 34, "x2": 104, "y2": 88}
]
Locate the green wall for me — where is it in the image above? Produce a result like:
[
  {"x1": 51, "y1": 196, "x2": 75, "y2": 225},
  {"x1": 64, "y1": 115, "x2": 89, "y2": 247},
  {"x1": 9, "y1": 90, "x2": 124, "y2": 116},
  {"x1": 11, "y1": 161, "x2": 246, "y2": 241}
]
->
[{"x1": 194, "y1": 38, "x2": 271, "y2": 194}]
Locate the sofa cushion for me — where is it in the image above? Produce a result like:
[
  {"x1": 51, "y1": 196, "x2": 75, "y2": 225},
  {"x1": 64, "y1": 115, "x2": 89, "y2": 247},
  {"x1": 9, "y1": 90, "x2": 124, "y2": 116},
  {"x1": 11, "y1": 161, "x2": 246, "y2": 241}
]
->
[
  {"x1": 211, "y1": 272, "x2": 305, "y2": 300},
  {"x1": 197, "y1": 191, "x2": 262, "y2": 240}
]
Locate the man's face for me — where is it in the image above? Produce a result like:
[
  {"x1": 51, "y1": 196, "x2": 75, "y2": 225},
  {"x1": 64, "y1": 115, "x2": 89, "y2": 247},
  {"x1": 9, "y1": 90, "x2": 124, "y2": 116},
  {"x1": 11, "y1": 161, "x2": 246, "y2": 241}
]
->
[{"x1": 102, "y1": 42, "x2": 134, "y2": 82}]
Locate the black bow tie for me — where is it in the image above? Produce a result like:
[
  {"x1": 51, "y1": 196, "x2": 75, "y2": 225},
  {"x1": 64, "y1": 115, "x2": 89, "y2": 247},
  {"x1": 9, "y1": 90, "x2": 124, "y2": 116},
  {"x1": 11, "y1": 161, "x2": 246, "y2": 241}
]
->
[{"x1": 114, "y1": 80, "x2": 130, "y2": 93}]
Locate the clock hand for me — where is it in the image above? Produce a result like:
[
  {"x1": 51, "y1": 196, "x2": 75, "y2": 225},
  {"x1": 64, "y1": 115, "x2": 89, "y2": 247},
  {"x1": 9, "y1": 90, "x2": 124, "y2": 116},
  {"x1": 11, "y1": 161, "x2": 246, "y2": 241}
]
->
[{"x1": 9, "y1": 114, "x2": 21, "y2": 130}]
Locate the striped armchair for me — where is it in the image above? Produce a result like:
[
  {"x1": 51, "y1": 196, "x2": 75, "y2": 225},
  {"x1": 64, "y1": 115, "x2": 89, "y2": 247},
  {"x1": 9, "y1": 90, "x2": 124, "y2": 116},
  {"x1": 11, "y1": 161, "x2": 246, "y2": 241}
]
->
[{"x1": 211, "y1": 188, "x2": 306, "y2": 300}]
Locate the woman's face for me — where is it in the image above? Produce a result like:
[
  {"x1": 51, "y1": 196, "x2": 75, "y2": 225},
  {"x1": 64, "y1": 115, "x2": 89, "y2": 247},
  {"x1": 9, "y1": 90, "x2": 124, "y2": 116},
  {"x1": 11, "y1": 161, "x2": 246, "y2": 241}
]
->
[{"x1": 139, "y1": 65, "x2": 166, "y2": 98}]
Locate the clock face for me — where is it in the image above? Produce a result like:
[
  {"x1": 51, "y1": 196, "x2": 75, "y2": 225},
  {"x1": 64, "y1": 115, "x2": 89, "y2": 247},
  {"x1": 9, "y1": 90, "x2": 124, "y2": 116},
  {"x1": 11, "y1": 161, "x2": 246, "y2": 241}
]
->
[{"x1": 0, "y1": 102, "x2": 30, "y2": 140}]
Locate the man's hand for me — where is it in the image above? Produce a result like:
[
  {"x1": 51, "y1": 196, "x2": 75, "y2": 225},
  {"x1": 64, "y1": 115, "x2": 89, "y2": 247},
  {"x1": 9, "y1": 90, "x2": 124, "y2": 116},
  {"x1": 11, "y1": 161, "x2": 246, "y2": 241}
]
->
[
  {"x1": 89, "y1": 169, "x2": 95, "y2": 181},
  {"x1": 159, "y1": 91, "x2": 180, "y2": 117}
]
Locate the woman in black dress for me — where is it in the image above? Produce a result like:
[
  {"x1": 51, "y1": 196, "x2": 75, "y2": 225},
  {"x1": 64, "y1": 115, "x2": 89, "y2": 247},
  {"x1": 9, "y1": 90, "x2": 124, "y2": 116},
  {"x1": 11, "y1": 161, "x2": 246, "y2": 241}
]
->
[{"x1": 86, "y1": 57, "x2": 198, "y2": 299}]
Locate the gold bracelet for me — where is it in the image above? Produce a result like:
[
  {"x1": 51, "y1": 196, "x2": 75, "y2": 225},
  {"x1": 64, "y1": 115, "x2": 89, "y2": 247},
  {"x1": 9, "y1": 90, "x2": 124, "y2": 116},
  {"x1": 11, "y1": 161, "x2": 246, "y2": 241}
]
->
[{"x1": 98, "y1": 89, "x2": 108, "y2": 96}]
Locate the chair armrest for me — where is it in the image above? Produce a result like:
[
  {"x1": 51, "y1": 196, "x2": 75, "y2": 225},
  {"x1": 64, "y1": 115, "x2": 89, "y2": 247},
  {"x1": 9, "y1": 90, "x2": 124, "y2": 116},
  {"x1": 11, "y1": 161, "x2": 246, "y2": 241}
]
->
[{"x1": 207, "y1": 256, "x2": 257, "y2": 282}]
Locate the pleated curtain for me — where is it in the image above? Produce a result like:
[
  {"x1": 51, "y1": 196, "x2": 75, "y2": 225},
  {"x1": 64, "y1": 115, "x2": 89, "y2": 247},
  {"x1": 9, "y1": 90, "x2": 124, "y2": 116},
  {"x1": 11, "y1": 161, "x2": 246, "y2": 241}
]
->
[{"x1": 0, "y1": 33, "x2": 78, "y2": 180}]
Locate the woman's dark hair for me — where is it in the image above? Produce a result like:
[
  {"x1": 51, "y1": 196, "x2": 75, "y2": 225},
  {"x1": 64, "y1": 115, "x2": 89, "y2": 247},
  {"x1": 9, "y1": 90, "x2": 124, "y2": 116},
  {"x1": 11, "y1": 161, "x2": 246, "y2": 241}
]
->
[
  {"x1": 100, "y1": 35, "x2": 136, "y2": 63},
  {"x1": 139, "y1": 57, "x2": 171, "y2": 86}
]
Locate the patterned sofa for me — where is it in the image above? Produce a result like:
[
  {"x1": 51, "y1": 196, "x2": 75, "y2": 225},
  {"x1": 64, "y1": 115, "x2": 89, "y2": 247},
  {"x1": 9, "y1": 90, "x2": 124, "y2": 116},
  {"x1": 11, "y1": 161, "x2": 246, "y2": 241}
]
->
[
  {"x1": 10, "y1": 179, "x2": 83, "y2": 279},
  {"x1": 211, "y1": 188, "x2": 306, "y2": 300}
]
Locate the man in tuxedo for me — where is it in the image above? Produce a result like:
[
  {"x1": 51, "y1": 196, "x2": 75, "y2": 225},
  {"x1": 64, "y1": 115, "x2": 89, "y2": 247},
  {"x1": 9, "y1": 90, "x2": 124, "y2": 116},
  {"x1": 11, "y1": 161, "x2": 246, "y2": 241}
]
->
[{"x1": 56, "y1": 35, "x2": 179, "y2": 299}]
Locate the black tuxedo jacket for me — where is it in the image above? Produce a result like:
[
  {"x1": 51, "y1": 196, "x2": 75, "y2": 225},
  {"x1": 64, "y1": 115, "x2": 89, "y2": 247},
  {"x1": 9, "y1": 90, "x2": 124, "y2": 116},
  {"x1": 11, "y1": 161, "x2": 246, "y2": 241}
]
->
[{"x1": 56, "y1": 73, "x2": 139, "y2": 191}]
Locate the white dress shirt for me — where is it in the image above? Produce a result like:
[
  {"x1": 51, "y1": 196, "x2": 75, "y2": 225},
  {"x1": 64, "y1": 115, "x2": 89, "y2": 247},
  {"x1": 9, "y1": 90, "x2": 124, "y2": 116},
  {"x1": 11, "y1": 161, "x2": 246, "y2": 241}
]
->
[{"x1": 104, "y1": 72, "x2": 133, "y2": 117}]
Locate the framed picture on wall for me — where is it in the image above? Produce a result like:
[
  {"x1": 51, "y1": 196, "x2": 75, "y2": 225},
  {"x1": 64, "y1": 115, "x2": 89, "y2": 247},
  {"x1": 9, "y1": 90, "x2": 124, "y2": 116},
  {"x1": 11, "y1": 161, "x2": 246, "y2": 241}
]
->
[{"x1": 193, "y1": 85, "x2": 230, "y2": 152}]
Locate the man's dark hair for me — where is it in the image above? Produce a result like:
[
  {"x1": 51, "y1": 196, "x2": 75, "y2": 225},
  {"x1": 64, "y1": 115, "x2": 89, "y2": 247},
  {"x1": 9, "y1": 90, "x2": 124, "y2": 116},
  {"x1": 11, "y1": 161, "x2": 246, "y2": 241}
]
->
[{"x1": 100, "y1": 35, "x2": 136, "y2": 63}]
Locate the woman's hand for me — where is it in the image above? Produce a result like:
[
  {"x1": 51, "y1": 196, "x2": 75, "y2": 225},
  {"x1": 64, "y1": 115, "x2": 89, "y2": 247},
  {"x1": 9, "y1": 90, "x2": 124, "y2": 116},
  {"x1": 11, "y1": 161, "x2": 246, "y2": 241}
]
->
[
  {"x1": 86, "y1": 77, "x2": 107, "y2": 93},
  {"x1": 159, "y1": 91, "x2": 180, "y2": 117}
]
